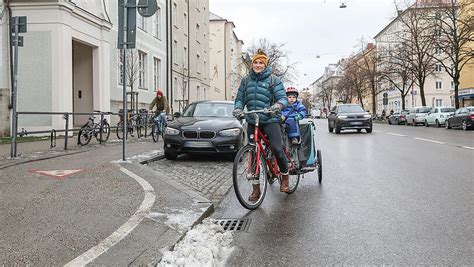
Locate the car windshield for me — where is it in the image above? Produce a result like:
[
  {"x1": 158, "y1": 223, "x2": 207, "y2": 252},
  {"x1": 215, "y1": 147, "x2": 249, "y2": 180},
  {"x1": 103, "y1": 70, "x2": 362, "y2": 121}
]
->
[
  {"x1": 182, "y1": 102, "x2": 234, "y2": 117},
  {"x1": 468, "y1": 108, "x2": 474, "y2": 112},
  {"x1": 418, "y1": 107, "x2": 431, "y2": 113},
  {"x1": 337, "y1": 105, "x2": 364, "y2": 113},
  {"x1": 441, "y1": 108, "x2": 455, "y2": 113}
]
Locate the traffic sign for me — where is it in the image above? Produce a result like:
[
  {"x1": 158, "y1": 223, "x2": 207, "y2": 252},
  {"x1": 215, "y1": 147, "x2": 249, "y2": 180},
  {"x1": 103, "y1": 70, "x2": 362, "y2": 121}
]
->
[
  {"x1": 118, "y1": 0, "x2": 137, "y2": 49},
  {"x1": 137, "y1": 0, "x2": 158, "y2": 17}
]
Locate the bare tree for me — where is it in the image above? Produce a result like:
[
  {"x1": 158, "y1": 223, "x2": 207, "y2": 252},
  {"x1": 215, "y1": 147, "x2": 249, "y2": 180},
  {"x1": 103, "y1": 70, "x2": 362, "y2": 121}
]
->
[
  {"x1": 243, "y1": 38, "x2": 298, "y2": 84},
  {"x1": 428, "y1": 0, "x2": 474, "y2": 108},
  {"x1": 379, "y1": 42, "x2": 415, "y2": 111},
  {"x1": 318, "y1": 78, "x2": 338, "y2": 111},
  {"x1": 395, "y1": 1, "x2": 438, "y2": 106}
]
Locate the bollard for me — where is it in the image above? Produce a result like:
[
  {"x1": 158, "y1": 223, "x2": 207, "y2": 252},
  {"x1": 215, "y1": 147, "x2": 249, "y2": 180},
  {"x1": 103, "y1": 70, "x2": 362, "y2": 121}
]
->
[
  {"x1": 99, "y1": 112, "x2": 104, "y2": 144},
  {"x1": 64, "y1": 113, "x2": 69, "y2": 150}
]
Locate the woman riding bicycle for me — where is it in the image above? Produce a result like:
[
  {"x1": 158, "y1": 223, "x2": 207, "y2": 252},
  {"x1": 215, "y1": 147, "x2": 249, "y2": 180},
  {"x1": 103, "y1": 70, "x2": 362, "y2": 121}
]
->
[{"x1": 232, "y1": 49, "x2": 289, "y2": 201}]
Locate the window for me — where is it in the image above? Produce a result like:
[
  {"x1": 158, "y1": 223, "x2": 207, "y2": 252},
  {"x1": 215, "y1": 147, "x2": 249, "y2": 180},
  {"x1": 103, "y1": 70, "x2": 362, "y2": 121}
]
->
[
  {"x1": 435, "y1": 80, "x2": 442, "y2": 90},
  {"x1": 203, "y1": 87, "x2": 207, "y2": 99},
  {"x1": 435, "y1": 47, "x2": 441, "y2": 55},
  {"x1": 451, "y1": 80, "x2": 455, "y2": 89},
  {"x1": 118, "y1": 50, "x2": 124, "y2": 85},
  {"x1": 137, "y1": 14, "x2": 146, "y2": 31},
  {"x1": 172, "y1": 2, "x2": 177, "y2": 27},
  {"x1": 173, "y1": 40, "x2": 177, "y2": 65},
  {"x1": 196, "y1": 85, "x2": 201, "y2": 100},
  {"x1": 184, "y1": 13, "x2": 188, "y2": 34},
  {"x1": 196, "y1": 23, "x2": 200, "y2": 33},
  {"x1": 138, "y1": 51, "x2": 147, "y2": 89},
  {"x1": 196, "y1": 54, "x2": 200, "y2": 74},
  {"x1": 203, "y1": 60, "x2": 207, "y2": 79},
  {"x1": 153, "y1": 8, "x2": 161, "y2": 39},
  {"x1": 184, "y1": 47, "x2": 187, "y2": 67},
  {"x1": 435, "y1": 64, "x2": 442, "y2": 72},
  {"x1": 173, "y1": 77, "x2": 178, "y2": 99},
  {"x1": 153, "y1": 57, "x2": 161, "y2": 91},
  {"x1": 435, "y1": 99, "x2": 443, "y2": 107}
]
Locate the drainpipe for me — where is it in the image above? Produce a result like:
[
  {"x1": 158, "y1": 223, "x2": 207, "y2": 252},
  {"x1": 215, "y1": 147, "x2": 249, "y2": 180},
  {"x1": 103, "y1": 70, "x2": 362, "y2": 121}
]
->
[
  {"x1": 224, "y1": 23, "x2": 227, "y2": 100},
  {"x1": 167, "y1": 0, "x2": 172, "y2": 113},
  {"x1": 7, "y1": 1, "x2": 14, "y2": 110},
  {"x1": 187, "y1": 2, "x2": 190, "y2": 104}
]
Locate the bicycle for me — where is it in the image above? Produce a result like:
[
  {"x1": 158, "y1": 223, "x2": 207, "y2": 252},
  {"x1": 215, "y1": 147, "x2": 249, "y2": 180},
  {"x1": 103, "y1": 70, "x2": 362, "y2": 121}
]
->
[
  {"x1": 116, "y1": 109, "x2": 138, "y2": 140},
  {"x1": 150, "y1": 111, "x2": 167, "y2": 142},
  {"x1": 77, "y1": 112, "x2": 111, "y2": 145},
  {"x1": 232, "y1": 109, "x2": 301, "y2": 210}
]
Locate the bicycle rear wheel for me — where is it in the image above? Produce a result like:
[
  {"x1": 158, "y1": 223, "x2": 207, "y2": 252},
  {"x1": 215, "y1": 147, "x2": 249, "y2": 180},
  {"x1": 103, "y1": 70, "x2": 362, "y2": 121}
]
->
[
  {"x1": 286, "y1": 145, "x2": 301, "y2": 194},
  {"x1": 116, "y1": 121, "x2": 124, "y2": 140},
  {"x1": 233, "y1": 145, "x2": 268, "y2": 210},
  {"x1": 78, "y1": 126, "x2": 92, "y2": 145},
  {"x1": 99, "y1": 122, "x2": 111, "y2": 142}
]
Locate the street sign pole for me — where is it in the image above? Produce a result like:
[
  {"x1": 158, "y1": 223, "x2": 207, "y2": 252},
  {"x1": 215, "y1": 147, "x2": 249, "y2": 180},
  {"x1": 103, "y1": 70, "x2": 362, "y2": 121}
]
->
[
  {"x1": 122, "y1": 0, "x2": 128, "y2": 161},
  {"x1": 10, "y1": 16, "x2": 26, "y2": 158}
]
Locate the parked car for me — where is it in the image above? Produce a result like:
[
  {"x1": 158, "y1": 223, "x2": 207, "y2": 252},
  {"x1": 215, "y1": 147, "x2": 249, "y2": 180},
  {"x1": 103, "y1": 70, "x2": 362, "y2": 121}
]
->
[
  {"x1": 163, "y1": 100, "x2": 246, "y2": 160},
  {"x1": 424, "y1": 106, "x2": 456, "y2": 127},
  {"x1": 388, "y1": 110, "x2": 409, "y2": 125},
  {"x1": 405, "y1": 106, "x2": 431, "y2": 126},
  {"x1": 327, "y1": 104, "x2": 372, "y2": 134},
  {"x1": 445, "y1": 106, "x2": 474, "y2": 131}
]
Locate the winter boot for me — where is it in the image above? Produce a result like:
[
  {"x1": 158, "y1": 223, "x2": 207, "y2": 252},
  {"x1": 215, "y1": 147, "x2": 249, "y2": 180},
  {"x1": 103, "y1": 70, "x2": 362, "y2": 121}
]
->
[
  {"x1": 280, "y1": 173, "x2": 289, "y2": 192},
  {"x1": 248, "y1": 184, "x2": 261, "y2": 202}
]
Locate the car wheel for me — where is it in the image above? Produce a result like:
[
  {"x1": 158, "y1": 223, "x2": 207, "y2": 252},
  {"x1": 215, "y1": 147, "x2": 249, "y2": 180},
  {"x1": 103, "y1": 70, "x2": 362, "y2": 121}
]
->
[
  {"x1": 445, "y1": 120, "x2": 451, "y2": 129},
  {"x1": 366, "y1": 127, "x2": 373, "y2": 133},
  {"x1": 165, "y1": 150, "x2": 178, "y2": 160},
  {"x1": 388, "y1": 119, "x2": 392, "y2": 125},
  {"x1": 462, "y1": 120, "x2": 467, "y2": 131},
  {"x1": 335, "y1": 123, "x2": 341, "y2": 134},
  {"x1": 435, "y1": 119, "x2": 440, "y2": 128},
  {"x1": 425, "y1": 120, "x2": 429, "y2": 127}
]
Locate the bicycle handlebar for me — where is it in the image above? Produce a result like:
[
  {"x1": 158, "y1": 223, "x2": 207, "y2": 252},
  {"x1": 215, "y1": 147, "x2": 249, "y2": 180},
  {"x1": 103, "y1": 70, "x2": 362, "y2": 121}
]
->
[{"x1": 243, "y1": 109, "x2": 273, "y2": 115}]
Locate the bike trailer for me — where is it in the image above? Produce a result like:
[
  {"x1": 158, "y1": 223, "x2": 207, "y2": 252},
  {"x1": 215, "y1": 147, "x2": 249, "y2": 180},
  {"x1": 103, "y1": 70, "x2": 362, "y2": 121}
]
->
[{"x1": 298, "y1": 118, "x2": 317, "y2": 173}]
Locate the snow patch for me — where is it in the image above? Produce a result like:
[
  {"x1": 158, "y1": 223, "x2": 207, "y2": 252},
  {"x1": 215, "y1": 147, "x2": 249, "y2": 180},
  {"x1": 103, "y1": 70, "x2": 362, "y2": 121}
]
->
[
  {"x1": 148, "y1": 208, "x2": 201, "y2": 233},
  {"x1": 159, "y1": 219, "x2": 234, "y2": 267},
  {"x1": 128, "y1": 150, "x2": 162, "y2": 160},
  {"x1": 110, "y1": 159, "x2": 132, "y2": 164}
]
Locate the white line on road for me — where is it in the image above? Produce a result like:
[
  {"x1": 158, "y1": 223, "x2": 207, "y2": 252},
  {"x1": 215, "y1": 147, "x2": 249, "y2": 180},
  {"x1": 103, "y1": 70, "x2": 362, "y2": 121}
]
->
[
  {"x1": 414, "y1": 137, "x2": 445, "y2": 145},
  {"x1": 461, "y1": 146, "x2": 474, "y2": 150},
  {"x1": 65, "y1": 167, "x2": 155, "y2": 267},
  {"x1": 387, "y1": 132, "x2": 407, "y2": 137},
  {"x1": 374, "y1": 130, "x2": 382, "y2": 133}
]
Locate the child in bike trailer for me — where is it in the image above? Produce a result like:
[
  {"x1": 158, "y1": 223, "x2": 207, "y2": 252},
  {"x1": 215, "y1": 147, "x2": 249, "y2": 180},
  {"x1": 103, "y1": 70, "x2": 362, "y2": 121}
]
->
[
  {"x1": 281, "y1": 87, "x2": 307, "y2": 145},
  {"x1": 232, "y1": 49, "x2": 290, "y2": 202}
]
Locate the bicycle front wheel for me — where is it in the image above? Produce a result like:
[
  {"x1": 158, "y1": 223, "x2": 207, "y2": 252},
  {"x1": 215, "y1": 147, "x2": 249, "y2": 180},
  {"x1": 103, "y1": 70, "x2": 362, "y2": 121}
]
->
[
  {"x1": 116, "y1": 121, "x2": 124, "y2": 140},
  {"x1": 233, "y1": 145, "x2": 268, "y2": 210},
  {"x1": 286, "y1": 145, "x2": 301, "y2": 194},
  {"x1": 151, "y1": 124, "x2": 158, "y2": 142},
  {"x1": 78, "y1": 126, "x2": 92, "y2": 145}
]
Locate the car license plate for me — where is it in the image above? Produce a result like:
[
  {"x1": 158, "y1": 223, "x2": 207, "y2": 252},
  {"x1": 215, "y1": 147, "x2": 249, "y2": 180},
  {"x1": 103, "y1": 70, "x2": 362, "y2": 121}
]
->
[
  {"x1": 184, "y1": 141, "x2": 213, "y2": 148},
  {"x1": 350, "y1": 121, "x2": 363, "y2": 125}
]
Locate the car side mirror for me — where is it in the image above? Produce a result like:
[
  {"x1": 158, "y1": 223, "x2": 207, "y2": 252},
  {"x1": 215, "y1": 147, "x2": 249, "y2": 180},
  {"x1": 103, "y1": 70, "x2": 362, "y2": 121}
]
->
[
  {"x1": 330, "y1": 111, "x2": 336, "y2": 114},
  {"x1": 173, "y1": 112, "x2": 181, "y2": 118}
]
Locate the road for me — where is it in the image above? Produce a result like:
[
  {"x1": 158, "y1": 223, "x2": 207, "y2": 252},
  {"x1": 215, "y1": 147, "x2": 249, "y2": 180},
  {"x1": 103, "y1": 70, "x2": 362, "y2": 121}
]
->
[{"x1": 212, "y1": 119, "x2": 473, "y2": 265}]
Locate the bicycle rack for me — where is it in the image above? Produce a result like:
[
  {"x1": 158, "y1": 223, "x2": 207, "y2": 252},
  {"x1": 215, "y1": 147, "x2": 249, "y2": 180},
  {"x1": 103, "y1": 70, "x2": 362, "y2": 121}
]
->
[
  {"x1": 18, "y1": 128, "x2": 27, "y2": 137},
  {"x1": 50, "y1": 129, "x2": 57, "y2": 148}
]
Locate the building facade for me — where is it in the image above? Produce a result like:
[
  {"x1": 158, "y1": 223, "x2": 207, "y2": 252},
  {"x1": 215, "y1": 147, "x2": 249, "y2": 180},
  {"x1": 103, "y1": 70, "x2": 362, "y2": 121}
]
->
[
  {"x1": 458, "y1": 0, "x2": 474, "y2": 107},
  {"x1": 209, "y1": 12, "x2": 243, "y2": 101},
  {"x1": 170, "y1": 0, "x2": 210, "y2": 113}
]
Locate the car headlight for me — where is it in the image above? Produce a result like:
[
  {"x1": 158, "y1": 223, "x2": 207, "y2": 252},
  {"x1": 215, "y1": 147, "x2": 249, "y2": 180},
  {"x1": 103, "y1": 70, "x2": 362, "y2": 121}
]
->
[
  {"x1": 165, "y1": 127, "x2": 180, "y2": 136},
  {"x1": 219, "y1": 128, "x2": 241, "y2": 137},
  {"x1": 337, "y1": 115, "x2": 347, "y2": 119},
  {"x1": 364, "y1": 114, "x2": 371, "y2": 118}
]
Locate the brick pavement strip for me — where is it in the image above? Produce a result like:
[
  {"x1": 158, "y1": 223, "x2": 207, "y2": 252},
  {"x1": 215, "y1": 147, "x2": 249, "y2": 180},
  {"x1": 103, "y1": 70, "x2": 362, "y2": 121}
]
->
[{"x1": 147, "y1": 155, "x2": 234, "y2": 205}]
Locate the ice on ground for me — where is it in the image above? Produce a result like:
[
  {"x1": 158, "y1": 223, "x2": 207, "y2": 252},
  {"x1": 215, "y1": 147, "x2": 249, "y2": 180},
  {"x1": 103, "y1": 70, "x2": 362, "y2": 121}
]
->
[
  {"x1": 128, "y1": 150, "x2": 162, "y2": 160},
  {"x1": 148, "y1": 208, "x2": 201, "y2": 233},
  {"x1": 159, "y1": 218, "x2": 234, "y2": 267}
]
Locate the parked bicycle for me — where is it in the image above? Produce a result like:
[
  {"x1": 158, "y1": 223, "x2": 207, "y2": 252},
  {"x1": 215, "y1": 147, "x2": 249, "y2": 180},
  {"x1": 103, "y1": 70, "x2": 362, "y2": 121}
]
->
[
  {"x1": 232, "y1": 109, "x2": 301, "y2": 210},
  {"x1": 150, "y1": 111, "x2": 167, "y2": 142},
  {"x1": 116, "y1": 109, "x2": 140, "y2": 140},
  {"x1": 77, "y1": 111, "x2": 111, "y2": 145}
]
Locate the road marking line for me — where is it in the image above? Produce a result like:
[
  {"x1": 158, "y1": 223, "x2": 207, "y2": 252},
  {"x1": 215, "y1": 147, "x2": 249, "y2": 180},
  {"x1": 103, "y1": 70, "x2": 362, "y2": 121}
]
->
[
  {"x1": 374, "y1": 130, "x2": 382, "y2": 133},
  {"x1": 461, "y1": 146, "x2": 474, "y2": 150},
  {"x1": 387, "y1": 133, "x2": 407, "y2": 137},
  {"x1": 65, "y1": 167, "x2": 155, "y2": 267},
  {"x1": 414, "y1": 137, "x2": 445, "y2": 144}
]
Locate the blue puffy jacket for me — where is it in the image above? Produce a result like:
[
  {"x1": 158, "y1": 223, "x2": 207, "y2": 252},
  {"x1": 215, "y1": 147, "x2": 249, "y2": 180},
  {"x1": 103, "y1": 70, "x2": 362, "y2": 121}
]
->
[
  {"x1": 281, "y1": 100, "x2": 307, "y2": 119},
  {"x1": 234, "y1": 67, "x2": 288, "y2": 124}
]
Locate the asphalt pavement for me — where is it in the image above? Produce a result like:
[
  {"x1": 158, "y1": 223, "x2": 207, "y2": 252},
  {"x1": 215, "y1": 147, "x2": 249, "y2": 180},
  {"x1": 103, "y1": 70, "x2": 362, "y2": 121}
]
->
[{"x1": 0, "y1": 136, "x2": 213, "y2": 265}]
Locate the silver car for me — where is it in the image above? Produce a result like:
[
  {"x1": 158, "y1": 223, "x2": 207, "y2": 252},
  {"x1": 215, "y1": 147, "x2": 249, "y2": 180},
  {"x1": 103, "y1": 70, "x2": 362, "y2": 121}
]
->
[{"x1": 406, "y1": 106, "x2": 431, "y2": 126}]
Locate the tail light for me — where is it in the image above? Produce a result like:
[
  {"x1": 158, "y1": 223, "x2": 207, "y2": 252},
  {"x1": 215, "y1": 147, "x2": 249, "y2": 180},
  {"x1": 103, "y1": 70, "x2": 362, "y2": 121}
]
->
[
  {"x1": 470, "y1": 114, "x2": 474, "y2": 120},
  {"x1": 400, "y1": 115, "x2": 406, "y2": 119}
]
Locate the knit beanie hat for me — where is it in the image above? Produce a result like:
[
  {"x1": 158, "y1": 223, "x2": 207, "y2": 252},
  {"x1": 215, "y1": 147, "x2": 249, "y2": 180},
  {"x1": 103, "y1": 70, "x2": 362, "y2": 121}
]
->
[
  {"x1": 156, "y1": 90, "x2": 163, "y2": 97},
  {"x1": 251, "y1": 49, "x2": 269, "y2": 66}
]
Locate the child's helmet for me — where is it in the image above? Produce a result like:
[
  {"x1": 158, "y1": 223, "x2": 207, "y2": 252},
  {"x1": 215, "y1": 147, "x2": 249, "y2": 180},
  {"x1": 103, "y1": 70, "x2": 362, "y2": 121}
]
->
[{"x1": 286, "y1": 87, "x2": 298, "y2": 97}]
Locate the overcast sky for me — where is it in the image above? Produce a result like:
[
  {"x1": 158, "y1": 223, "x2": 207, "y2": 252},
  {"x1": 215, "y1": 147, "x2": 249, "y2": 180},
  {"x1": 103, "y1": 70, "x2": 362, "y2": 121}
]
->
[{"x1": 209, "y1": 0, "x2": 400, "y2": 88}]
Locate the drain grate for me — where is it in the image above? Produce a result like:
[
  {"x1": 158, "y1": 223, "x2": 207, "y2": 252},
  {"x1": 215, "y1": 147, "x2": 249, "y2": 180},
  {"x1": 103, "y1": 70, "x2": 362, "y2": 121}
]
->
[{"x1": 213, "y1": 219, "x2": 250, "y2": 231}]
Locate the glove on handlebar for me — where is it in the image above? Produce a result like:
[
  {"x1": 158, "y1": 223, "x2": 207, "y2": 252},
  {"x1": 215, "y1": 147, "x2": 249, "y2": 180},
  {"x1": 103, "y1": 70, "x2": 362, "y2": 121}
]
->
[
  {"x1": 232, "y1": 109, "x2": 243, "y2": 118},
  {"x1": 269, "y1": 102, "x2": 283, "y2": 114}
]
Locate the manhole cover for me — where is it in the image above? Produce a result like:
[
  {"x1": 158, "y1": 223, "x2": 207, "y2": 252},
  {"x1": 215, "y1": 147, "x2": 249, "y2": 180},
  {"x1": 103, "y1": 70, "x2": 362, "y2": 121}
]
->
[{"x1": 213, "y1": 219, "x2": 250, "y2": 231}]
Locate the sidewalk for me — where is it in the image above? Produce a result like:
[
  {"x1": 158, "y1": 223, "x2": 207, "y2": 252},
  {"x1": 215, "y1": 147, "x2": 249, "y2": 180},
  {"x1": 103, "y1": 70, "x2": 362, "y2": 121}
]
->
[{"x1": 0, "y1": 136, "x2": 214, "y2": 265}]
